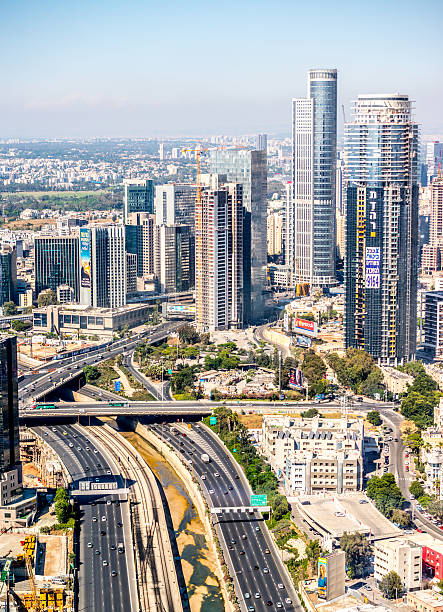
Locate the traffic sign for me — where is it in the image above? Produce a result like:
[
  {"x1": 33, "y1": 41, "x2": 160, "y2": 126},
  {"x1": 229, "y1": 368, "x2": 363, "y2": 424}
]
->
[
  {"x1": 209, "y1": 416, "x2": 217, "y2": 426},
  {"x1": 114, "y1": 381, "x2": 121, "y2": 392},
  {"x1": 168, "y1": 369, "x2": 172, "y2": 374},
  {"x1": 251, "y1": 494, "x2": 268, "y2": 507}
]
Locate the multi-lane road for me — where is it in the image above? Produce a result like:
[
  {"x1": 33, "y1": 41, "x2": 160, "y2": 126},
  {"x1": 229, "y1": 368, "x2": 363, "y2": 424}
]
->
[
  {"x1": 32, "y1": 424, "x2": 137, "y2": 612},
  {"x1": 151, "y1": 422, "x2": 302, "y2": 612}
]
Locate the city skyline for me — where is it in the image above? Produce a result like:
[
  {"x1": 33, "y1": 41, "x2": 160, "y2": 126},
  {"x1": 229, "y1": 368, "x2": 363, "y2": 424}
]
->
[{"x1": 1, "y1": 0, "x2": 442, "y2": 137}]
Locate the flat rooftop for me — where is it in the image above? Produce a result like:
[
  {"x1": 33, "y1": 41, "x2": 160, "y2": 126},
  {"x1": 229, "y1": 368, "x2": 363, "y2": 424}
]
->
[{"x1": 297, "y1": 493, "x2": 402, "y2": 539}]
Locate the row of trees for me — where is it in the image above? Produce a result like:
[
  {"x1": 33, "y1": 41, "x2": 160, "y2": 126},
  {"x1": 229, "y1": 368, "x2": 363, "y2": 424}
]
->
[
  {"x1": 366, "y1": 473, "x2": 406, "y2": 519},
  {"x1": 326, "y1": 349, "x2": 384, "y2": 398},
  {"x1": 399, "y1": 362, "x2": 440, "y2": 430}
]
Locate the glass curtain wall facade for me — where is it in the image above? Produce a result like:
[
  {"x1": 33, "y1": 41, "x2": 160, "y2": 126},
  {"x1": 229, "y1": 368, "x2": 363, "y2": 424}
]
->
[
  {"x1": 123, "y1": 179, "x2": 154, "y2": 224},
  {"x1": 35, "y1": 237, "x2": 80, "y2": 301},
  {"x1": 0, "y1": 336, "x2": 20, "y2": 471},
  {"x1": 209, "y1": 150, "x2": 266, "y2": 323},
  {"x1": 0, "y1": 249, "x2": 17, "y2": 307},
  {"x1": 289, "y1": 69, "x2": 337, "y2": 288},
  {"x1": 344, "y1": 94, "x2": 419, "y2": 365}
]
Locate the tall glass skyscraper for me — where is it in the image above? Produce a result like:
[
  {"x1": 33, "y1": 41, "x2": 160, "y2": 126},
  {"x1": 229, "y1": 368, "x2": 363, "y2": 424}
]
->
[
  {"x1": 0, "y1": 336, "x2": 20, "y2": 472},
  {"x1": 344, "y1": 94, "x2": 419, "y2": 365},
  {"x1": 123, "y1": 179, "x2": 154, "y2": 224},
  {"x1": 0, "y1": 247, "x2": 17, "y2": 307},
  {"x1": 289, "y1": 69, "x2": 337, "y2": 289},
  {"x1": 35, "y1": 236, "x2": 80, "y2": 302},
  {"x1": 209, "y1": 149, "x2": 267, "y2": 323}
]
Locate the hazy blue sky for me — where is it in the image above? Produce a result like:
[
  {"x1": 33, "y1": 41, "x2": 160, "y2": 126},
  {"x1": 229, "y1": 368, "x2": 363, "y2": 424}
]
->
[{"x1": 1, "y1": 0, "x2": 442, "y2": 138}]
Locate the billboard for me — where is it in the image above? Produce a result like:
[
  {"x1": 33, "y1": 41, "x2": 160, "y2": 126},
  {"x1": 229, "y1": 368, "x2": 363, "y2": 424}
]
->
[
  {"x1": 289, "y1": 367, "x2": 304, "y2": 389},
  {"x1": 295, "y1": 334, "x2": 312, "y2": 348},
  {"x1": 318, "y1": 557, "x2": 328, "y2": 599},
  {"x1": 165, "y1": 303, "x2": 196, "y2": 317},
  {"x1": 80, "y1": 228, "x2": 92, "y2": 304},
  {"x1": 293, "y1": 317, "x2": 318, "y2": 337},
  {"x1": 365, "y1": 246, "x2": 380, "y2": 289}
]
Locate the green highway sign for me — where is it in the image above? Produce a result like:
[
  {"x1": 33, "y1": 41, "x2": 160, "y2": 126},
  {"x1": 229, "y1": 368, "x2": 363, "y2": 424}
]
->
[
  {"x1": 209, "y1": 416, "x2": 217, "y2": 425},
  {"x1": 251, "y1": 494, "x2": 268, "y2": 507},
  {"x1": 168, "y1": 369, "x2": 173, "y2": 374}
]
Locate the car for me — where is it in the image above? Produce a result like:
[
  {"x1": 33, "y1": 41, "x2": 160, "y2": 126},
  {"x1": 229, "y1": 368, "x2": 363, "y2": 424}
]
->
[
  {"x1": 94, "y1": 449, "x2": 99, "y2": 454},
  {"x1": 255, "y1": 593, "x2": 261, "y2": 599},
  {"x1": 85, "y1": 467, "x2": 90, "y2": 472},
  {"x1": 102, "y1": 560, "x2": 108, "y2": 566},
  {"x1": 248, "y1": 607, "x2": 255, "y2": 612},
  {"x1": 97, "y1": 463, "x2": 102, "y2": 468},
  {"x1": 110, "y1": 544, "x2": 116, "y2": 550},
  {"x1": 242, "y1": 534, "x2": 247, "y2": 540},
  {"x1": 231, "y1": 539, "x2": 237, "y2": 544},
  {"x1": 214, "y1": 472, "x2": 220, "y2": 477},
  {"x1": 106, "y1": 500, "x2": 112, "y2": 505},
  {"x1": 101, "y1": 516, "x2": 106, "y2": 522},
  {"x1": 359, "y1": 499, "x2": 368, "y2": 504},
  {"x1": 209, "y1": 489, "x2": 215, "y2": 494},
  {"x1": 228, "y1": 486, "x2": 233, "y2": 490},
  {"x1": 410, "y1": 495, "x2": 415, "y2": 500},
  {"x1": 224, "y1": 490, "x2": 229, "y2": 495},
  {"x1": 87, "y1": 542, "x2": 93, "y2": 548},
  {"x1": 201, "y1": 475, "x2": 206, "y2": 480},
  {"x1": 239, "y1": 551, "x2": 245, "y2": 556},
  {"x1": 364, "y1": 585, "x2": 372, "y2": 591},
  {"x1": 265, "y1": 548, "x2": 270, "y2": 554},
  {"x1": 255, "y1": 526, "x2": 260, "y2": 532},
  {"x1": 266, "y1": 602, "x2": 273, "y2": 607},
  {"x1": 92, "y1": 517, "x2": 98, "y2": 522},
  {"x1": 285, "y1": 599, "x2": 292, "y2": 605},
  {"x1": 228, "y1": 545, "x2": 233, "y2": 550},
  {"x1": 276, "y1": 603, "x2": 282, "y2": 609},
  {"x1": 234, "y1": 474, "x2": 240, "y2": 479},
  {"x1": 263, "y1": 567, "x2": 269, "y2": 574},
  {"x1": 117, "y1": 522, "x2": 123, "y2": 527},
  {"x1": 95, "y1": 550, "x2": 100, "y2": 555},
  {"x1": 106, "y1": 470, "x2": 111, "y2": 475},
  {"x1": 77, "y1": 447, "x2": 81, "y2": 451},
  {"x1": 100, "y1": 530, "x2": 106, "y2": 536},
  {"x1": 245, "y1": 593, "x2": 251, "y2": 599},
  {"x1": 86, "y1": 447, "x2": 90, "y2": 451},
  {"x1": 278, "y1": 584, "x2": 284, "y2": 589},
  {"x1": 69, "y1": 443, "x2": 74, "y2": 448},
  {"x1": 111, "y1": 570, "x2": 117, "y2": 577}
]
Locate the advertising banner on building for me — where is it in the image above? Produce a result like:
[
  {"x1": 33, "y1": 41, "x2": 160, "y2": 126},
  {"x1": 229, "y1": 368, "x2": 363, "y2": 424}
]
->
[
  {"x1": 79, "y1": 228, "x2": 92, "y2": 305},
  {"x1": 293, "y1": 317, "x2": 318, "y2": 337},
  {"x1": 365, "y1": 246, "x2": 380, "y2": 289},
  {"x1": 318, "y1": 557, "x2": 328, "y2": 599}
]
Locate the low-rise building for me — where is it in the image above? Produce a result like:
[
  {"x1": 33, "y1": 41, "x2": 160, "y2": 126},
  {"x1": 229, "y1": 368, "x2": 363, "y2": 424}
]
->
[
  {"x1": 33, "y1": 303, "x2": 152, "y2": 339},
  {"x1": 407, "y1": 589, "x2": 443, "y2": 612},
  {"x1": 374, "y1": 538, "x2": 422, "y2": 592},
  {"x1": 261, "y1": 415, "x2": 364, "y2": 495},
  {"x1": 381, "y1": 367, "x2": 413, "y2": 396}
]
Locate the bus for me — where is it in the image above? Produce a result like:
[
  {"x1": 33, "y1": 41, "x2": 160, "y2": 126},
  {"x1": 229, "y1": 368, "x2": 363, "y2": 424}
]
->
[
  {"x1": 36, "y1": 404, "x2": 56, "y2": 410},
  {"x1": 108, "y1": 401, "x2": 128, "y2": 408}
]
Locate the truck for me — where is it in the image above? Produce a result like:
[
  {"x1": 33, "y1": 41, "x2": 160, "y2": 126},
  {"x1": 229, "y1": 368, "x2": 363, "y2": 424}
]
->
[{"x1": 201, "y1": 453, "x2": 210, "y2": 463}]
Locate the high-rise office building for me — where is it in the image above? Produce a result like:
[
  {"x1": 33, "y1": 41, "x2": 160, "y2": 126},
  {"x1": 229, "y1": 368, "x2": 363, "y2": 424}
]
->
[
  {"x1": 80, "y1": 226, "x2": 126, "y2": 308},
  {"x1": 422, "y1": 291, "x2": 443, "y2": 360},
  {"x1": 0, "y1": 246, "x2": 17, "y2": 307},
  {"x1": 422, "y1": 176, "x2": 443, "y2": 273},
  {"x1": 35, "y1": 236, "x2": 80, "y2": 302},
  {"x1": 426, "y1": 142, "x2": 443, "y2": 184},
  {"x1": 289, "y1": 69, "x2": 337, "y2": 289},
  {"x1": 195, "y1": 180, "x2": 244, "y2": 331},
  {"x1": 257, "y1": 134, "x2": 267, "y2": 152},
  {"x1": 154, "y1": 224, "x2": 194, "y2": 293},
  {"x1": 209, "y1": 149, "x2": 267, "y2": 322},
  {"x1": 125, "y1": 212, "x2": 155, "y2": 278},
  {"x1": 123, "y1": 179, "x2": 154, "y2": 224},
  {"x1": 0, "y1": 336, "x2": 20, "y2": 472},
  {"x1": 154, "y1": 184, "x2": 197, "y2": 229},
  {"x1": 344, "y1": 94, "x2": 419, "y2": 365}
]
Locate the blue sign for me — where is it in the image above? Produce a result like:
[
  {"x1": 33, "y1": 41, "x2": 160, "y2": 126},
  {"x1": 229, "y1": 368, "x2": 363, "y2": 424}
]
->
[
  {"x1": 114, "y1": 381, "x2": 121, "y2": 392},
  {"x1": 209, "y1": 416, "x2": 217, "y2": 426}
]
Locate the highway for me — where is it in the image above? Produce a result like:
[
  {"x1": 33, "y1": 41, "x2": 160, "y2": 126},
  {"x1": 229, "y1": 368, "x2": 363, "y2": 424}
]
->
[
  {"x1": 18, "y1": 321, "x2": 184, "y2": 404},
  {"x1": 32, "y1": 424, "x2": 137, "y2": 612},
  {"x1": 150, "y1": 422, "x2": 302, "y2": 612},
  {"x1": 122, "y1": 351, "x2": 173, "y2": 401}
]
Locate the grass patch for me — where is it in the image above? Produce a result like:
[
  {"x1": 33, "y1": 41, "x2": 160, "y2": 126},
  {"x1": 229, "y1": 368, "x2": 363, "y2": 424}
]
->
[{"x1": 173, "y1": 392, "x2": 194, "y2": 401}]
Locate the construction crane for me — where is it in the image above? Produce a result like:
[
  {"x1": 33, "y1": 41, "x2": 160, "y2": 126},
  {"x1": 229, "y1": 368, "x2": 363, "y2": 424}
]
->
[
  {"x1": 181, "y1": 145, "x2": 208, "y2": 204},
  {"x1": 25, "y1": 554, "x2": 41, "y2": 612},
  {"x1": 294, "y1": 257, "x2": 309, "y2": 297}
]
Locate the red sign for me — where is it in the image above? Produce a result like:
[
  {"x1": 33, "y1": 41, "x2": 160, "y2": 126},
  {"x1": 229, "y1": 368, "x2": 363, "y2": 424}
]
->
[{"x1": 294, "y1": 318, "x2": 316, "y2": 332}]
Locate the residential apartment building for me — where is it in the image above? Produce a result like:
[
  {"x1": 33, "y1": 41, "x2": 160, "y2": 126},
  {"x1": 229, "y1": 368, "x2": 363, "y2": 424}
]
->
[
  {"x1": 195, "y1": 180, "x2": 244, "y2": 331},
  {"x1": 154, "y1": 224, "x2": 194, "y2": 293},
  {"x1": 125, "y1": 213, "x2": 155, "y2": 278},
  {"x1": 344, "y1": 94, "x2": 419, "y2": 365},
  {"x1": 374, "y1": 539, "x2": 422, "y2": 592},
  {"x1": 288, "y1": 69, "x2": 337, "y2": 289},
  {"x1": 34, "y1": 236, "x2": 80, "y2": 302},
  {"x1": 422, "y1": 291, "x2": 443, "y2": 360},
  {"x1": 154, "y1": 184, "x2": 197, "y2": 229},
  {"x1": 422, "y1": 176, "x2": 443, "y2": 274},
  {"x1": 209, "y1": 149, "x2": 267, "y2": 322},
  {"x1": 267, "y1": 212, "x2": 284, "y2": 256},
  {"x1": 261, "y1": 415, "x2": 364, "y2": 494}
]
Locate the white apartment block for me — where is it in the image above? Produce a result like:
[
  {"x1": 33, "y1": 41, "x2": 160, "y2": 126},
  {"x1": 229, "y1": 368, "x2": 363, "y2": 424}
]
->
[
  {"x1": 261, "y1": 415, "x2": 364, "y2": 495},
  {"x1": 374, "y1": 538, "x2": 422, "y2": 592}
]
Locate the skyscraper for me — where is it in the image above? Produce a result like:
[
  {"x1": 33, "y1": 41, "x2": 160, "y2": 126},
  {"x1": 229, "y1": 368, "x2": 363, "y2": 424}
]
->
[
  {"x1": 80, "y1": 226, "x2": 126, "y2": 308},
  {"x1": 289, "y1": 69, "x2": 337, "y2": 289},
  {"x1": 422, "y1": 175, "x2": 443, "y2": 273},
  {"x1": 123, "y1": 179, "x2": 154, "y2": 224},
  {"x1": 154, "y1": 224, "x2": 194, "y2": 293},
  {"x1": 209, "y1": 149, "x2": 267, "y2": 322},
  {"x1": 0, "y1": 336, "x2": 20, "y2": 473},
  {"x1": 344, "y1": 94, "x2": 419, "y2": 365},
  {"x1": 257, "y1": 134, "x2": 267, "y2": 152},
  {"x1": 426, "y1": 142, "x2": 443, "y2": 184},
  {"x1": 195, "y1": 180, "x2": 244, "y2": 331},
  {"x1": 35, "y1": 236, "x2": 80, "y2": 302},
  {"x1": 125, "y1": 212, "x2": 155, "y2": 278},
  {"x1": 0, "y1": 246, "x2": 17, "y2": 307},
  {"x1": 154, "y1": 184, "x2": 197, "y2": 229}
]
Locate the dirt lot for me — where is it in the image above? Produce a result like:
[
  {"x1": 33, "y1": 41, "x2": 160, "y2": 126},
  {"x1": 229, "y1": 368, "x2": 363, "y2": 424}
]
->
[
  {"x1": 35, "y1": 535, "x2": 67, "y2": 577},
  {"x1": 238, "y1": 414, "x2": 263, "y2": 428}
]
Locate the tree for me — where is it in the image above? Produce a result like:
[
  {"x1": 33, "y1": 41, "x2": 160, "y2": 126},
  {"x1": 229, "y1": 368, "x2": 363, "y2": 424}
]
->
[
  {"x1": 339, "y1": 532, "x2": 372, "y2": 578},
  {"x1": 367, "y1": 410, "x2": 382, "y2": 426},
  {"x1": 379, "y1": 571, "x2": 403, "y2": 599},
  {"x1": 83, "y1": 365, "x2": 100, "y2": 383},
  {"x1": 11, "y1": 320, "x2": 31, "y2": 332},
  {"x1": 305, "y1": 540, "x2": 321, "y2": 572},
  {"x1": 301, "y1": 408, "x2": 319, "y2": 419},
  {"x1": 37, "y1": 290, "x2": 57, "y2": 307},
  {"x1": 409, "y1": 481, "x2": 425, "y2": 499},
  {"x1": 2, "y1": 301, "x2": 17, "y2": 316},
  {"x1": 272, "y1": 495, "x2": 289, "y2": 521},
  {"x1": 366, "y1": 473, "x2": 404, "y2": 517},
  {"x1": 54, "y1": 487, "x2": 70, "y2": 524},
  {"x1": 178, "y1": 324, "x2": 200, "y2": 345},
  {"x1": 301, "y1": 350, "x2": 326, "y2": 384},
  {"x1": 170, "y1": 366, "x2": 195, "y2": 394},
  {"x1": 391, "y1": 509, "x2": 411, "y2": 528}
]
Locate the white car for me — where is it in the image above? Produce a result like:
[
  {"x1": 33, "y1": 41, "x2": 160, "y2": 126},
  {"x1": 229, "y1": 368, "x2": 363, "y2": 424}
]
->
[
  {"x1": 87, "y1": 542, "x2": 93, "y2": 548},
  {"x1": 214, "y1": 472, "x2": 220, "y2": 477},
  {"x1": 101, "y1": 516, "x2": 106, "y2": 522},
  {"x1": 245, "y1": 593, "x2": 251, "y2": 599},
  {"x1": 278, "y1": 583, "x2": 284, "y2": 589},
  {"x1": 255, "y1": 593, "x2": 261, "y2": 599},
  {"x1": 201, "y1": 475, "x2": 206, "y2": 480},
  {"x1": 92, "y1": 517, "x2": 97, "y2": 522}
]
